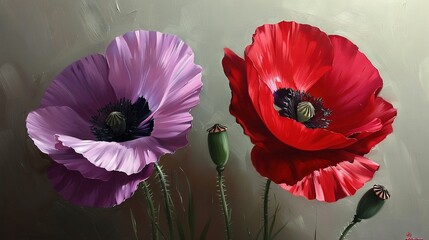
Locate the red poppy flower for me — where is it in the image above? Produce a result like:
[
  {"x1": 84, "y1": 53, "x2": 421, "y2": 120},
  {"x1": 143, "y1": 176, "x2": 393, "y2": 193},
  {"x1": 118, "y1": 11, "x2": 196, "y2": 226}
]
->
[{"x1": 222, "y1": 21, "x2": 397, "y2": 202}]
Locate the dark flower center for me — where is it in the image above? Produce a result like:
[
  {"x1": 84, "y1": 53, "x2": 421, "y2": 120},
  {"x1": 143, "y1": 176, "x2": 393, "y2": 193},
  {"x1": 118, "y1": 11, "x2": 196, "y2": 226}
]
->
[
  {"x1": 273, "y1": 88, "x2": 331, "y2": 129},
  {"x1": 90, "y1": 97, "x2": 154, "y2": 142}
]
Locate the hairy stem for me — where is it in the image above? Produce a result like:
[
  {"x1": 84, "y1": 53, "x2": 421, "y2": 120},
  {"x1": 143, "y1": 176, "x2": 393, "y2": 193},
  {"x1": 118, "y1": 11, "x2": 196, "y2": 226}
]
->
[
  {"x1": 142, "y1": 181, "x2": 159, "y2": 240},
  {"x1": 217, "y1": 167, "x2": 232, "y2": 240},
  {"x1": 264, "y1": 179, "x2": 272, "y2": 240},
  {"x1": 339, "y1": 217, "x2": 360, "y2": 240},
  {"x1": 155, "y1": 163, "x2": 174, "y2": 240}
]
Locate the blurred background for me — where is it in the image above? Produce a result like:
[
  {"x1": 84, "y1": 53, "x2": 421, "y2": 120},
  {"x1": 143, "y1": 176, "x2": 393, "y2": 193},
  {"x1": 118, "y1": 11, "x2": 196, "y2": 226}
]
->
[{"x1": 0, "y1": 0, "x2": 428, "y2": 239}]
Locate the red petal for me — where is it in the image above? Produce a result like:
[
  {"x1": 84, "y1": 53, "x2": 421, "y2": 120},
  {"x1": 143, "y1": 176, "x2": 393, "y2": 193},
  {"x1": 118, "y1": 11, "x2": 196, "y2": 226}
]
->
[
  {"x1": 346, "y1": 98, "x2": 397, "y2": 155},
  {"x1": 251, "y1": 146, "x2": 376, "y2": 187},
  {"x1": 259, "y1": 149, "x2": 380, "y2": 202},
  {"x1": 280, "y1": 153, "x2": 379, "y2": 202},
  {"x1": 243, "y1": 23, "x2": 355, "y2": 151},
  {"x1": 245, "y1": 21, "x2": 333, "y2": 92},
  {"x1": 247, "y1": 59, "x2": 356, "y2": 150},
  {"x1": 309, "y1": 35, "x2": 384, "y2": 135},
  {"x1": 222, "y1": 48, "x2": 284, "y2": 150}
]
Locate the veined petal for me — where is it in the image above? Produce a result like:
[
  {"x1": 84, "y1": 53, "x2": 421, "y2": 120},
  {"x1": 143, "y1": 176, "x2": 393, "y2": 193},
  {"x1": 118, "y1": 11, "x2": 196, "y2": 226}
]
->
[
  {"x1": 106, "y1": 30, "x2": 202, "y2": 114},
  {"x1": 41, "y1": 54, "x2": 117, "y2": 120},
  {"x1": 56, "y1": 134, "x2": 165, "y2": 175},
  {"x1": 309, "y1": 35, "x2": 384, "y2": 135},
  {"x1": 28, "y1": 98, "x2": 125, "y2": 182},
  {"x1": 247, "y1": 65, "x2": 356, "y2": 150},
  {"x1": 245, "y1": 21, "x2": 333, "y2": 92},
  {"x1": 47, "y1": 162, "x2": 154, "y2": 208},
  {"x1": 145, "y1": 68, "x2": 202, "y2": 146},
  {"x1": 346, "y1": 98, "x2": 397, "y2": 155},
  {"x1": 279, "y1": 151, "x2": 379, "y2": 202},
  {"x1": 222, "y1": 48, "x2": 284, "y2": 150},
  {"x1": 49, "y1": 143, "x2": 113, "y2": 181},
  {"x1": 252, "y1": 147, "x2": 341, "y2": 186},
  {"x1": 251, "y1": 146, "x2": 379, "y2": 202},
  {"x1": 26, "y1": 106, "x2": 94, "y2": 154}
]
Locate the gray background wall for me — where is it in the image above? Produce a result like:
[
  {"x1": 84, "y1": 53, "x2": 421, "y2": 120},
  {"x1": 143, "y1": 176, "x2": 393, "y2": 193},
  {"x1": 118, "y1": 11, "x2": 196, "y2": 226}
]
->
[{"x1": 0, "y1": 0, "x2": 427, "y2": 239}]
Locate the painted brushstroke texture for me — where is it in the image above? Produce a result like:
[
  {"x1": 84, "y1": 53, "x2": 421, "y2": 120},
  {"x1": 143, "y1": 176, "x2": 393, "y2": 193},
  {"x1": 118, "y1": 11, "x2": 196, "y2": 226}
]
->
[{"x1": 0, "y1": 0, "x2": 428, "y2": 239}]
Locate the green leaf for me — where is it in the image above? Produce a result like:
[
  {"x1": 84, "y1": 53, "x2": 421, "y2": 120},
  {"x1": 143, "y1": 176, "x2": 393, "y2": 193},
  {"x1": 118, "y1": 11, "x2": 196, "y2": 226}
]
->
[
  {"x1": 271, "y1": 223, "x2": 287, "y2": 240},
  {"x1": 185, "y1": 173, "x2": 195, "y2": 240},
  {"x1": 269, "y1": 203, "x2": 281, "y2": 237},
  {"x1": 247, "y1": 227, "x2": 252, "y2": 240},
  {"x1": 198, "y1": 216, "x2": 212, "y2": 240},
  {"x1": 176, "y1": 215, "x2": 186, "y2": 240},
  {"x1": 153, "y1": 211, "x2": 167, "y2": 240},
  {"x1": 253, "y1": 226, "x2": 263, "y2": 240},
  {"x1": 314, "y1": 224, "x2": 317, "y2": 240},
  {"x1": 129, "y1": 209, "x2": 138, "y2": 240},
  {"x1": 175, "y1": 168, "x2": 196, "y2": 240}
]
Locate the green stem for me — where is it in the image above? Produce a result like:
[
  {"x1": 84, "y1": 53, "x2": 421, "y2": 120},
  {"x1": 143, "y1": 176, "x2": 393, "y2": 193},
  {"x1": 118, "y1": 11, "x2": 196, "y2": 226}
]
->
[
  {"x1": 217, "y1": 167, "x2": 232, "y2": 240},
  {"x1": 339, "y1": 217, "x2": 360, "y2": 240},
  {"x1": 155, "y1": 163, "x2": 174, "y2": 240},
  {"x1": 142, "y1": 181, "x2": 159, "y2": 240},
  {"x1": 263, "y1": 179, "x2": 272, "y2": 240}
]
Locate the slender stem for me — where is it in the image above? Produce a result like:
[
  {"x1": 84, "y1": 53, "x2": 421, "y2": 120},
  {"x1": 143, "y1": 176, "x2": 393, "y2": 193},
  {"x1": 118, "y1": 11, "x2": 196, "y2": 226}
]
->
[
  {"x1": 155, "y1": 163, "x2": 174, "y2": 240},
  {"x1": 142, "y1": 181, "x2": 159, "y2": 240},
  {"x1": 263, "y1": 179, "x2": 272, "y2": 240},
  {"x1": 339, "y1": 218, "x2": 360, "y2": 240},
  {"x1": 217, "y1": 167, "x2": 232, "y2": 240}
]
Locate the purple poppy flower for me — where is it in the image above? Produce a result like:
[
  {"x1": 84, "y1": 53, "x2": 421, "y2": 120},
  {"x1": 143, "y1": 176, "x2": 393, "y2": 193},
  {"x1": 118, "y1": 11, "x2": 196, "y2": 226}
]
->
[{"x1": 26, "y1": 30, "x2": 203, "y2": 207}]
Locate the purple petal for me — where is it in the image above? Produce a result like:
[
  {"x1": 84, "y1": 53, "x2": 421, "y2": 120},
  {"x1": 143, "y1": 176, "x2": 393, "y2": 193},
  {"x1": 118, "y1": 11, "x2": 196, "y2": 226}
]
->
[
  {"x1": 47, "y1": 162, "x2": 154, "y2": 208},
  {"x1": 106, "y1": 30, "x2": 202, "y2": 113},
  {"x1": 56, "y1": 134, "x2": 164, "y2": 175},
  {"x1": 144, "y1": 78, "x2": 202, "y2": 155},
  {"x1": 148, "y1": 77, "x2": 202, "y2": 141},
  {"x1": 26, "y1": 106, "x2": 94, "y2": 154},
  {"x1": 52, "y1": 30, "x2": 204, "y2": 175},
  {"x1": 56, "y1": 116, "x2": 199, "y2": 175},
  {"x1": 41, "y1": 54, "x2": 117, "y2": 120},
  {"x1": 27, "y1": 106, "x2": 115, "y2": 181},
  {"x1": 49, "y1": 144, "x2": 114, "y2": 181}
]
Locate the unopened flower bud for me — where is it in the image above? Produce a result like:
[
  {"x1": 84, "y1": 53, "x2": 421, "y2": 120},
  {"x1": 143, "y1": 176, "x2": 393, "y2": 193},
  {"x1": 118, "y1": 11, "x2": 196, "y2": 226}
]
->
[
  {"x1": 355, "y1": 184, "x2": 390, "y2": 220},
  {"x1": 207, "y1": 124, "x2": 229, "y2": 169}
]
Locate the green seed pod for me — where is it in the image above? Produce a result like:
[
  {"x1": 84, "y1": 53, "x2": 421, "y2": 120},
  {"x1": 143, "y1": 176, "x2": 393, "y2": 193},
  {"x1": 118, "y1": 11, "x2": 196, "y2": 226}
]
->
[
  {"x1": 207, "y1": 124, "x2": 229, "y2": 170},
  {"x1": 106, "y1": 111, "x2": 127, "y2": 135},
  {"x1": 355, "y1": 184, "x2": 390, "y2": 220},
  {"x1": 297, "y1": 101, "x2": 315, "y2": 123}
]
